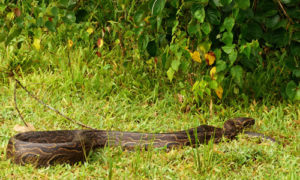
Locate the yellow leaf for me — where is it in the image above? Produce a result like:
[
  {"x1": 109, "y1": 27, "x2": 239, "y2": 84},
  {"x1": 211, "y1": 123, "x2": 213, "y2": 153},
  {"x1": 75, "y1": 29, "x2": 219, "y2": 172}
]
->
[
  {"x1": 191, "y1": 51, "x2": 201, "y2": 63},
  {"x1": 144, "y1": 16, "x2": 150, "y2": 23},
  {"x1": 33, "y1": 38, "x2": 41, "y2": 50},
  {"x1": 205, "y1": 52, "x2": 216, "y2": 65},
  {"x1": 6, "y1": 12, "x2": 15, "y2": 20},
  {"x1": 87, "y1": 27, "x2": 94, "y2": 35},
  {"x1": 68, "y1": 39, "x2": 73, "y2": 48},
  {"x1": 210, "y1": 66, "x2": 216, "y2": 80},
  {"x1": 199, "y1": 45, "x2": 206, "y2": 53},
  {"x1": 97, "y1": 38, "x2": 104, "y2": 48},
  {"x1": 198, "y1": 41, "x2": 211, "y2": 53},
  {"x1": 185, "y1": 47, "x2": 191, "y2": 52},
  {"x1": 13, "y1": 123, "x2": 35, "y2": 133},
  {"x1": 146, "y1": 59, "x2": 152, "y2": 64},
  {"x1": 215, "y1": 86, "x2": 223, "y2": 99}
]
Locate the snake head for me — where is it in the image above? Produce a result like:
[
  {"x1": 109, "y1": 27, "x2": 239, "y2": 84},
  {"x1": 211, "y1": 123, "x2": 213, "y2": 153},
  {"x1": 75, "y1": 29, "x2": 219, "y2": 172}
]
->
[{"x1": 223, "y1": 117, "x2": 255, "y2": 139}]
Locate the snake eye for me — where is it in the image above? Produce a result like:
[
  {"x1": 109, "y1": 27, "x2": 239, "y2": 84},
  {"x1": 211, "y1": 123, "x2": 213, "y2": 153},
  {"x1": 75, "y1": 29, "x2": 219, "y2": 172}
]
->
[
  {"x1": 242, "y1": 118, "x2": 255, "y2": 127},
  {"x1": 234, "y1": 117, "x2": 255, "y2": 128}
]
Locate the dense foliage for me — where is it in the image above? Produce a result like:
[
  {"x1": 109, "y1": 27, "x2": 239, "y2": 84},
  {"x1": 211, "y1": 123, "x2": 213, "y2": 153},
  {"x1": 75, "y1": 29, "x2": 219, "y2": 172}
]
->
[{"x1": 0, "y1": 0, "x2": 299, "y2": 103}]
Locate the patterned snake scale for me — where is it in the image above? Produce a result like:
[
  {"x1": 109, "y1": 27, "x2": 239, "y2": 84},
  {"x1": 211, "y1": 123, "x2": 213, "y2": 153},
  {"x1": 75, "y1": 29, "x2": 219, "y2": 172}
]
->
[{"x1": 7, "y1": 117, "x2": 262, "y2": 167}]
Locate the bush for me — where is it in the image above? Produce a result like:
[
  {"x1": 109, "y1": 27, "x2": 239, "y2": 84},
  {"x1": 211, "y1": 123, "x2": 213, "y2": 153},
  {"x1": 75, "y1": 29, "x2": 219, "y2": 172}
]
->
[{"x1": 0, "y1": 0, "x2": 299, "y2": 102}]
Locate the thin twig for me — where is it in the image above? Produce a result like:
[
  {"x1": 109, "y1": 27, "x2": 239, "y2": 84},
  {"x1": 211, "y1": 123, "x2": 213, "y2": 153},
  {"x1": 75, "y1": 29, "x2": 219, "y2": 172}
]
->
[
  {"x1": 118, "y1": 30, "x2": 125, "y2": 57},
  {"x1": 14, "y1": 79, "x2": 96, "y2": 130},
  {"x1": 14, "y1": 82, "x2": 29, "y2": 127},
  {"x1": 252, "y1": 0, "x2": 258, "y2": 11},
  {"x1": 277, "y1": 0, "x2": 294, "y2": 24}
]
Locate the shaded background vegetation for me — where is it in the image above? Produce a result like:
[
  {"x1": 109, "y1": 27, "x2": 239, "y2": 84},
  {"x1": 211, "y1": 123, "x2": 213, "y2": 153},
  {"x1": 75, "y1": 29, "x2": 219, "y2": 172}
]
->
[{"x1": 0, "y1": 0, "x2": 299, "y2": 104}]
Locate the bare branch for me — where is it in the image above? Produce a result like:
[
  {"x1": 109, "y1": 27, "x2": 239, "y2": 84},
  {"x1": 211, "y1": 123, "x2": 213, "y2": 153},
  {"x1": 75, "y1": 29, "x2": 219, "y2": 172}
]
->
[
  {"x1": 14, "y1": 82, "x2": 29, "y2": 127},
  {"x1": 277, "y1": 0, "x2": 294, "y2": 24},
  {"x1": 14, "y1": 79, "x2": 96, "y2": 130}
]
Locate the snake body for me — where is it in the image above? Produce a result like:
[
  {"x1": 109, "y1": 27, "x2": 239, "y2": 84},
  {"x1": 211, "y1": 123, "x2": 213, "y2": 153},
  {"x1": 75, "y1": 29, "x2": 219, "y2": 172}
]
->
[{"x1": 7, "y1": 117, "x2": 259, "y2": 167}]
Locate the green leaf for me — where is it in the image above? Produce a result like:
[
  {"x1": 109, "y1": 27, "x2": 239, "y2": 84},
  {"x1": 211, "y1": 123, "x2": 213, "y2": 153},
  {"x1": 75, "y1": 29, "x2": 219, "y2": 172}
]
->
[
  {"x1": 230, "y1": 65, "x2": 243, "y2": 87},
  {"x1": 0, "y1": 4, "x2": 7, "y2": 13},
  {"x1": 221, "y1": 0, "x2": 232, "y2": 6},
  {"x1": 240, "y1": 44, "x2": 251, "y2": 59},
  {"x1": 16, "y1": 16, "x2": 24, "y2": 28},
  {"x1": 133, "y1": 27, "x2": 143, "y2": 36},
  {"x1": 171, "y1": 59, "x2": 181, "y2": 71},
  {"x1": 265, "y1": 15, "x2": 280, "y2": 29},
  {"x1": 51, "y1": 7, "x2": 59, "y2": 17},
  {"x1": 286, "y1": 81, "x2": 297, "y2": 100},
  {"x1": 151, "y1": 0, "x2": 166, "y2": 16},
  {"x1": 198, "y1": 41, "x2": 211, "y2": 53},
  {"x1": 241, "y1": 22, "x2": 263, "y2": 41},
  {"x1": 180, "y1": 59, "x2": 189, "y2": 73},
  {"x1": 201, "y1": 22, "x2": 211, "y2": 35},
  {"x1": 286, "y1": 7, "x2": 300, "y2": 19},
  {"x1": 175, "y1": 49, "x2": 182, "y2": 59},
  {"x1": 263, "y1": 10, "x2": 278, "y2": 18},
  {"x1": 170, "y1": 43, "x2": 178, "y2": 52},
  {"x1": 0, "y1": 31, "x2": 6, "y2": 43},
  {"x1": 193, "y1": 6, "x2": 205, "y2": 23},
  {"x1": 233, "y1": 8, "x2": 239, "y2": 18},
  {"x1": 138, "y1": 34, "x2": 149, "y2": 52},
  {"x1": 207, "y1": 9, "x2": 221, "y2": 25},
  {"x1": 221, "y1": 44, "x2": 235, "y2": 54},
  {"x1": 187, "y1": 21, "x2": 200, "y2": 36},
  {"x1": 167, "y1": 68, "x2": 175, "y2": 82},
  {"x1": 264, "y1": 29, "x2": 289, "y2": 47},
  {"x1": 5, "y1": 27, "x2": 22, "y2": 46},
  {"x1": 221, "y1": 31, "x2": 233, "y2": 45},
  {"x1": 228, "y1": 49, "x2": 237, "y2": 65},
  {"x1": 216, "y1": 60, "x2": 227, "y2": 72},
  {"x1": 214, "y1": 48, "x2": 222, "y2": 60},
  {"x1": 62, "y1": 12, "x2": 76, "y2": 24},
  {"x1": 59, "y1": 0, "x2": 69, "y2": 7},
  {"x1": 293, "y1": 69, "x2": 300, "y2": 78},
  {"x1": 209, "y1": 80, "x2": 218, "y2": 90},
  {"x1": 295, "y1": 88, "x2": 300, "y2": 101},
  {"x1": 192, "y1": 81, "x2": 199, "y2": 92},
  {"x1": 33, "y1": 28, "x2": 42, "y2": 38},
  {"x1": 220, "y1": 17, "x2": 235, "y2": 32},
  {"x1": 147, "y1": 41, "x2": 157, "y2": 57},
  {"x1": 124, "y1": 30, "x2": 134, "y2": 38},
  {"x1": 285, "y1": 55, "x2": 297, "y2": 70},
  {"x1": 172, "y1": 20, "x2": 179, "y2": 35},
  {"x1": 205, "y1": 87, "x2": 211, "y2": 96},
  {"x1": 170, "y1": 0, "x2": 179, "y2": 8},
  {"x1": 198, "y1": 0, "x2": 209, "y2": 3},
  {"x1": 212, "y1": 0, "x2": 222, "y2": 7},
  {"x1": 294, "y1": 83, "x2": 300, "y2": 101},
  {"x1": 162, "y1": 52, "x2": 167, "y2": 69},
  {"x1": 36, "y1": 17, "x2": 44, "y2": 27},
  {"x1": 134, "y1": 10, "x2": 144, "y2": 24},
  {"x1": 45, "y1": 21, "x2": 56, "y2": 32},
  {"x1": 292, "y1": 31, "x2": 300, "y2": 43},
  {"x1": 236, "y1": 0, "x2": 250, "y2": 9}
]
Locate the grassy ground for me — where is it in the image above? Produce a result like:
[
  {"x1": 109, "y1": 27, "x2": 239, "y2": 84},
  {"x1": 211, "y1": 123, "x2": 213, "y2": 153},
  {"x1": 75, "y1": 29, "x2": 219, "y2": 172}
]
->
[{"x1": 0, "y1": 47, "x2": 299, "y2": 179}]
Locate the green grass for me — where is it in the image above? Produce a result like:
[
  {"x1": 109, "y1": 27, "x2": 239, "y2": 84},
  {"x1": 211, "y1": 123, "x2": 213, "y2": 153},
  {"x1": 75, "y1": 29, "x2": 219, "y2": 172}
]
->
[{"x1": 0, "y1": 45, "x2": 299, "y2": 179}]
